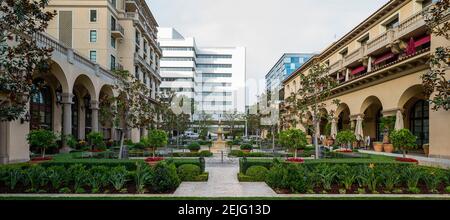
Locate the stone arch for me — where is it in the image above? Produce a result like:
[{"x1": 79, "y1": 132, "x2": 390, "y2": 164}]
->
[
  {"x1": 397, "y1": 84, "x2": 426, "y2": 109},
  {"x1": 360, "y1": 96, "x2": 384, "y2": 142},
  {"x1": 73, "y1": 74, "x2": 97, "y2": 100},
  {"x1": 336, "y1": 103, "x2": 351, "y2": 131},
  {"x1": 99, "y1": 84, "x2": 116, "y2": 140}
]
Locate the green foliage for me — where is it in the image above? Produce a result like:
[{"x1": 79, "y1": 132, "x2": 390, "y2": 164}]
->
[
  {"x1": 380, "y1": 165, "x2": 401, "y2": 192},
  {"x1": 4, "y1": 167, "x2": 22, "y2": 190},
  {"x1": 23, "y1": 165, "x2": 47, "y2": 192},
  {"x1": 26, "y1": 129, "x2": 58, "y2": 157},
  {"x1": 177, "y1": 164, "x2": 201, "y2": 181},
  {"x1": 46, "y1": 166, "x2": 66, "y2": 190},
  {"x1": 335, "y1": 130, "x2": 356, "y2": 147},
  {"x1": 315, "y1": 164, "x2": 336, "y2": 191},
  {"x1": 108, "y1": 166, "x2": 129, "y2": 191},
  {"x1": 390, "y1": 129, "x2": 418, "y2": 153},
  {"x1": 357, "y1": 165, "x2": 382, "y2": 193},
  {"x1": 380, "y1": 116, "x2": 396, "y2": 132},
  {"x1": 187, "y1": 142, "x2": 201, "y2": 151},
  {"x1": 65, "y1": 135, "x2": 78, "y2": 149},
  {"x1": 402, "y1": 166, "x2": 423, "y2": 190},
  {"x1": 86, "y1": 132, "x2": 106, "y2": 151},
  {"x1": 422, "y1": 167, "x2": 445, "y2": 193},
  {"x1": 245, "y1": 166, "x2": 268, "y2": 181},
  {"x1": 240, "y1": 144, "x2": 253, "y2": 150},
  {"x1": 134, "y1": 162, "x2": 153, "y2": 194},
  {"x1": 149, "y1": 161, "x2": 180, "y2": 193},
  {"x1": 68, "y1": 164, "x2": 88, "y2": 192},
  {"x1": 148, "y1": 129, "x2": 168, "y2": 148},
  {"x1": 279, "y1": 129, "x2": 307, "y2": 155},
  {"x1": 87, "y1": 166, "x2": 109, "y2": 193},
  {"x1": 337, "y1": 164, "x2": 357, "y2": 190},
  {"x1": 265, "y1": 163, "x2": 289, "y2": 190}
]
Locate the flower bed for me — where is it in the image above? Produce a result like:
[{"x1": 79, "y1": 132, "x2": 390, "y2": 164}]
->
[
  {"x1": 30, "y1": 156, "x2": 53, "y2": 162},
  {"x1": 286, "y1": 158, "x2": 304, "y2": 163},
  {"x1": 395, "y1": 157, "x2": 419, "y2": 163},
  {"x1": 145, "y1": 157, "x2": 165, "y2": 162},
  {"x1": 335, "y1": 149, "x2": 353, "y2": 153}
]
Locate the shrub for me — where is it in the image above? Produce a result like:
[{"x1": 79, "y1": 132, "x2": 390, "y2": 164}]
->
[
  {"x1": 390, "y1": 129, "x2": 418, "y2": 157},
  {"x1": 86, "y1": 132, "x2": 106, "y2": 151},
  {"x1": 24, "y1": 165, "x2": 47, "y2": 192},
  {"x1": 4, "y1": 167, "x2": 22, "y2": 190},
  {"x1": 188, "y1": 142, "x2": 201, "y2": 152},
  {"x1": 177, "y1": 164, "x2": 201, "y2": 181},
  {"x1": 26, "y1": 129, "x2": 58, "y2": 158},
  {"x1": 245, "y1": 166, "x2": 268, "y2": 182},
  {"x1": 198, "y1": 151, "x2": 213, "y2": 157},
  {"x1": 65, "y1": 135, "x2": 78, "y2": 149},
  {"x1": 279, "y1": 129, "x2": 307, "y2": 158},
  {"x1": 422, "y1": 168, "x2": 445, "y2": 193},
  {"x1": 150, "y1": 161, "x2": 180, "y2": 193},
  {"x1": 402, "y1": 165, "x2": 423, "y2": 191},
  {"x1": 336, "y1": 164, "x2": 357, "y2": 190},
  {"x1": 240, "y1": 144, "x2": 253, "y2": 151},
  {"x1": 88, "y1": 166, "x2": 109, "y2": 193},
  {"x1": 265, "y1": 162, "x2": 288, "y2": 190},
  {"x1": 134, "y1": 162, "x2": 153, "y2": 194},
  {"x1": 68, "y1": 164, "x2": 88, "y2": 192},
  {"x1": 380, "y1": 165, "x2": 401, "y2": 192},
  {"x1": 108, "y1": 166, "x2": 129, "y2": 192},
  {"x1": 335, "y1": 130, "x2": 356, "y2": 148},
  {"x1": 133, "y1": 142, "x2": 146, "y2": 150},
  {"x1": 47, "y1": 166, "x2": 66, "y2": 190},
  {"x1": 315, "y1": 164, "x2": 337, "y2": 191}
]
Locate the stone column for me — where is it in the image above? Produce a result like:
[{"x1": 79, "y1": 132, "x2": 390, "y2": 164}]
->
[
  {"x1": 90, "y1": 100, "x2": 99, "y2": 133},
  {"x1": 61, "y1": 93, "x2": 73, "y2": 152}
]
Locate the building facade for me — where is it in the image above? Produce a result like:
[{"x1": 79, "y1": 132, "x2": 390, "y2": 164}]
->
[
  {"x1": 265, "y1": 53, "x2": 315, "y2": 97},
  {"x1": 45, "y1": 0, "x2": 162, "y2": 142},
  {"x1": 0, "y1": 0, "x2": 161, "y2": 164},
  {"x1": 158, "y1": 28, "x2": 246, "y2": 123},
  {"x1": 281, "y1": 0, "x2": 450, "y2": 158}
]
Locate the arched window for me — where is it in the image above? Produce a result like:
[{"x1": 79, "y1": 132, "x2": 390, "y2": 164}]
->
[
  {"x1": 409, "y1": 100, "x2": 429, "y2": 147},
  {"x1": 30, "y1": 83, "x2": 52, "y2": 130}
]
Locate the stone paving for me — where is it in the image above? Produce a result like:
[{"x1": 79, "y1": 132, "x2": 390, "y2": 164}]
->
[
  {"x1": 173, "y1": 156, "x2": 277, "y2": 197},
  {"x1": 359, "y1": 150, "x2": 450, "y2": 169}
]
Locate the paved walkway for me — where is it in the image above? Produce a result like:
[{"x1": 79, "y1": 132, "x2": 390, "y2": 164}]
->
[
  {"x1": 359, "y1": 150, "x2": 450, "y2": 169},
  {"x1": 173, "y1": 156, "x2": 277, "y2": 197}
]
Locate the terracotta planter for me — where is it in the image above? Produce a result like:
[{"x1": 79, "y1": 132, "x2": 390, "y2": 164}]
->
[
  {"x1": 326, "y1": 139, "x2": 334, "y2": 147},
  {"x1": 423, "y1": 144, "x2": 429, "y2": 156},
  {"x1": 242, "y1": 149, "x2": 251, "y2": 153},
  {"x1": 373, "y1": 142, "x2": 383, "y2": 152},
  {"x1": 383, "y1": 144, "x2": 394, "y2": 153}
]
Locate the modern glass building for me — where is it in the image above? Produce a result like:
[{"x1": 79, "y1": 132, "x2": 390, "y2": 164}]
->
[{"x1": 265, "y1": 53, "x2": 315, "y2": 98}]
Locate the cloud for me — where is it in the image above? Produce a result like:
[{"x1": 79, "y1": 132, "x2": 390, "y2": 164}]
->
[{"x1": 147, "y1": 0, "x2": 390, "y2": 103}]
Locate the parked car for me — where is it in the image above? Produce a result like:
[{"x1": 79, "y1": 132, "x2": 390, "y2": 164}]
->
[{"x1": 185, "y1": 131, "x2": 199, "y2": 139}]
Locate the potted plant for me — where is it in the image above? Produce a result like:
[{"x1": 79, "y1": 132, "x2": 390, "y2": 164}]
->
[
  {"x1": 279, "y1": 129, "x2": 307, "y2": 158},
  {"x1": 240, "y1": 144, "x2": 253, "y2": 153},
  {"x1": 147, "y1": 129, "x2": 168, "y2": 158},
  {"x1": 335, "y1": 130, "x2": 356, "y2": 149},
  {"x1": 380, "y1": 116, "x2": 396, "y2": 153},
  {"x1": 390, "y1": 129, "x2": 418, "y2": 158},
  {"x1": 373, "y1": 141, "x2": 383, "y2": 152},
  {"x1": 26, "y1": 129, "x2": 58, "y2": 160},
  {"x1": 188, "y1": 142, "x2": 201, "y2": 153}
]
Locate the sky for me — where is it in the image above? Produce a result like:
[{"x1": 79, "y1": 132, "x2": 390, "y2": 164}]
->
[{"x1": 147, "y1": 0, "x2": 390, "y2": 104}]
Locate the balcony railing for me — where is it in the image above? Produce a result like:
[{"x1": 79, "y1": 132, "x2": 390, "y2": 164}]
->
[
  {"x1": 111, "y1": 63, "x2": 124, "y2": 71},
  {"x1": 396, "y1": 7, "x2": 427, "y2": 39},
  {"x1": 328, "y1": 60, "x2": 343, "y2": 74},
  {"x1": 111, "y1": 23, "x2": 124, "y2": 38},
  {"x1": 343, "y1": 47, "x2": 364, "y2": 66}
]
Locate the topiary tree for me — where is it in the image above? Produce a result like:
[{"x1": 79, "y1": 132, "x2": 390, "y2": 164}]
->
[
  {"x1": 279, "y1": 129, "x2": 307, "y2": 158},
  {"x1": 148, "y1": 129, "x2": 168, "y2": 157},
  {"x1": 335, "y1": 130, "x2": 356, "y2": 148},
  {"x1": 187, "y1": 142, "x2": 201, "y2": 152},
  {"x1": 390, "y1": 129, "x2": 418, "y2": 158},
  {"x1": 26, "y1": 129, "x2": 57, "y2": 158}
]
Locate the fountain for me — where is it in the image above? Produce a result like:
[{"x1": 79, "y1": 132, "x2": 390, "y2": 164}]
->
[{"x1": 210, "y1": 120, "x2": 229, "y2": 153}]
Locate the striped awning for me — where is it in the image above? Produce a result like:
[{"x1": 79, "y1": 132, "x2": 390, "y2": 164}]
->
[
  {"x1": 351, "y1": 66, "x2": 366, "y2": 75},
  {"x1": 414, "y1": 35, "x2": 431, "y2": 48},
  {"x1": 373, "y1": 52, "x2": 395, "y2": 65}
]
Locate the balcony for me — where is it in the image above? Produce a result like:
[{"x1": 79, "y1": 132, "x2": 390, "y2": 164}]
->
[
  {"x1": 343, "y1": 47, "x2": 365, "y2": 67},
  {"x1": 110, "y1": 63, "x2": 124, "y2": 71},
  {"x1": 328, "y1": 60, "x2": 343, "y2": 75},
  {"x1": 111, "y1": 23, "x2": 124, "y2": 39}
]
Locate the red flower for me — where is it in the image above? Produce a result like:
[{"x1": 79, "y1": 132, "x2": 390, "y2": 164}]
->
[
  {"x1": 395, "y1": 157, "x2": 419, "y2": 163},
  {"x1": 286, "y1": 158, "x2": 304, "y2": 163},
  {"x1": 336, "y1": 149, "x2": 353, "y2": 153},
  {"x1": 144, "y1": 157, "x2": 165, "y2": 162},
  {"x1": 88, "y1": 149, "x2": 104, "y2": 153}
]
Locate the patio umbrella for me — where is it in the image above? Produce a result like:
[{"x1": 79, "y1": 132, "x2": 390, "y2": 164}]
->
[
  {"x1": 355, "y1": 116, "x2": 364, "y2": 141},
  {"x1": 394, "y1": 110, "x2": 404, "y2": 130},
  {"x1": 331, "y1": 118, "x2": 338, "y2": 139}
]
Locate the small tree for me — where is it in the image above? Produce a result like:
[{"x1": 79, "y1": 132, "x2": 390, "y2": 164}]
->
[
  {"x1": 335, "y1": 130, "x2": 356, "y2": 149},
  {"x1": 284, "y1": 63, "x2": 339, "y2": 159},
  {"x1": 86, "y1": 132, "x2": 105, "y2": 151},
  {"x1": 26, "y1": 129, "x2": 57, "y2": 158},
  {"x1": 279, "y1": 129, "x2": 307, "y2": 158},
  {"x1": 65, "y1": 135, "x2": 78, "y2": 149},
  {"x1": 390, "y1": 129, "x2": 418, "y2": 158},
  {"x1": 148, "y1": 129, "x2": 168, "y2": 157}
]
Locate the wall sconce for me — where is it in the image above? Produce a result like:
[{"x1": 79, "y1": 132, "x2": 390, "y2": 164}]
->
[{"x1": 20, "y1": 112, "x2": 31, "y2": 124}]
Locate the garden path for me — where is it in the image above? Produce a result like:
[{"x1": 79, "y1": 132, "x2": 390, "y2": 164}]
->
[{"x1": 173, "y1": 156, "x2": 277, "y2": 197}]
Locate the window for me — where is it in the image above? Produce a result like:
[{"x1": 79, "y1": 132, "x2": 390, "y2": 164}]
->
[
  {"x1": 89, "y1": 51, "x2": 97, "y2": 62},
  {"x1": 160, "y1": 47, "x2": 194, "y2": 51},
  {"x1": 111, "y1": 17, "x2": 116, "y2": 31},
  {"x1": 422, "y1": 0, "x2": 432, "y2": 8},
  {"x1": 384, "y1": 15, "x2": 399, "y2": 30},
  {"x1": 110, "y1": 55, "x2": 116, "y2": 70},
  {"x1": 111, "y1": 36, "x2": 116, "y2": 48},
  {"x1": 339, "y1": 48, "x2": 348, "y2": 58},
  {"x1": 199, "y1": 73, "x2": 232, "y2": 78},
  {"x1": 90, "y1": 10, "x2": 97, "y2": 22},
  {"x1": 90, "y1": 30, "x2": 97, "y2": 42},
  {"x1": 197, "y1": 64, "x2": 232, "y2": 68},
  {"x1": 111, "y1": 0, "x2": 117, "y2": 8},
  {"x1": 135, "y1": 30, "x2": 140, "y2": 45},
  {"x1": 160, "y1": 67, "x2": 194, "y2": 71},
  {"x1": 358, "y1": 34, "x2": 370, "y2": 45},
  {"x1": 135, "y1": 66, "x2": 140, "y2": 79},
  {"x1": 160, "y1": 57, "x2": 195, "y2": 62},
  {"x1": 197, "y1": 54, "x2": 232, "y2": 59}
]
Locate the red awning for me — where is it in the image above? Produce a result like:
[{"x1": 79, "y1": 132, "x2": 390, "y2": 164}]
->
[
  {"x1": 414, "y1": 35, "x2": 431, "y2": 48},
  {"x1": 351, "y1": 66, "x2": 366, "y2": 75},
  {"x1": 373, "y1": 52, "x2": 395, "y2": 65}
]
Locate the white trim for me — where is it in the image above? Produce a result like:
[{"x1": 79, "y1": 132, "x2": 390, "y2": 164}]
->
[{"x1": 89, "y1": 9, "x2": 98, "y2": 23}]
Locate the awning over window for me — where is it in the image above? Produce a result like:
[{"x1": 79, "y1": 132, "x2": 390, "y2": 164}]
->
[
  {"x1": 414, "y1": 35, "x2": 431, "y2": 48},
  {"x1": 373, "y1": 52, "x2": 395, "y2": 65},
  {"x1": 351, "y1": 66, "x2": 366, "y2": 75}
]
